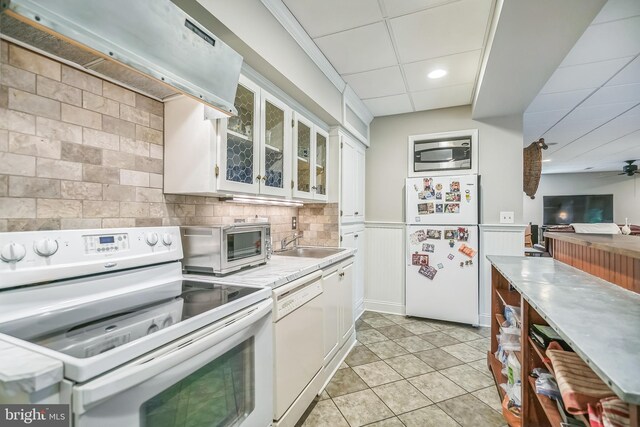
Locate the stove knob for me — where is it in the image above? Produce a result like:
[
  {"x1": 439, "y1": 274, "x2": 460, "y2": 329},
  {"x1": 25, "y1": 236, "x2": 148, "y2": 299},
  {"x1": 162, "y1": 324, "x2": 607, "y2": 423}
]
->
[
  {"x1": 162, "y1": 233, "x2": 173, "y2": 246},
  {"x1": 1, "y1": 243, "x2": 27, "y2": 263},
  {"x1": 145, "y1": 232, "x2": 159, "y2": 246},
  {"x1": 34, "y1": 238, "x2": 59, "y2": 257}
]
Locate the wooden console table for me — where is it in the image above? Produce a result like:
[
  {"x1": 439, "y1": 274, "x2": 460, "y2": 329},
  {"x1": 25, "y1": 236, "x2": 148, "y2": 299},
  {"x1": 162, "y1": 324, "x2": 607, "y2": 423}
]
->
[{"x1": 488, "y1": 255, "x2": 640, "y2": 427}]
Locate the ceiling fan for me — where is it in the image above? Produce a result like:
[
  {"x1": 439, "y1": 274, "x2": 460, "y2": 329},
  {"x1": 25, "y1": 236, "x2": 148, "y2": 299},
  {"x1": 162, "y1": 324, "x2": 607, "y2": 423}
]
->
[{"x1": 619, "y1": 160, "x2": 640, "y2": 176}]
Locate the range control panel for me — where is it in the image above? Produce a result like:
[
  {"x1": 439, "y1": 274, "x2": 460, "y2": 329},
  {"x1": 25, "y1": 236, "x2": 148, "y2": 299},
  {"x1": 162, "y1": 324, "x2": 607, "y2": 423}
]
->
[
  {"x1": 0, "y1": 226, "x2": 183, "y2": 289},
  {"x1": 84, "y1": 233, "x2": 130, "y2": 254}
]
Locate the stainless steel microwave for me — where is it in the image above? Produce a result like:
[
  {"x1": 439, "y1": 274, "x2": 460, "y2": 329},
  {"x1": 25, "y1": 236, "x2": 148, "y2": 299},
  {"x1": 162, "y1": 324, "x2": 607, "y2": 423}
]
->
[
  {"x1": 180, "y1": 223, "x2": 271, "y2": 275},
  {"x1": 412, "y1": 137, "x2": 472, "y2": 173}
]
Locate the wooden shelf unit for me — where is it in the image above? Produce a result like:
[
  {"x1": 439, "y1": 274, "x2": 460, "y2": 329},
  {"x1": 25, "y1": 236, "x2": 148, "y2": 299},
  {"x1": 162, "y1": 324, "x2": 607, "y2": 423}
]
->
[{"x1": 527, "y1": 376, "x2": 563, "y2": 427}]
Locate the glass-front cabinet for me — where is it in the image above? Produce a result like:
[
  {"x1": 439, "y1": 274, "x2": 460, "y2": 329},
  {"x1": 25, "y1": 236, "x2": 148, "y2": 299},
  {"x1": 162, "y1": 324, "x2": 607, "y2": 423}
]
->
[
  {"x1": 293, "y1": 112, "x2": 328, "y2": 201},
  {"x1": 219, "y1": 76, "x2": 291, "y2": 197}
]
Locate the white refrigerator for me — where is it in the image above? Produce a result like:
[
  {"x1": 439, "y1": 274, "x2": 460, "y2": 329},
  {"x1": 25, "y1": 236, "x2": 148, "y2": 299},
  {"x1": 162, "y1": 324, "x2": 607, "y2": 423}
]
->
[{"x1": 405, "y1": 175, "x2": 479, "y2": 325}]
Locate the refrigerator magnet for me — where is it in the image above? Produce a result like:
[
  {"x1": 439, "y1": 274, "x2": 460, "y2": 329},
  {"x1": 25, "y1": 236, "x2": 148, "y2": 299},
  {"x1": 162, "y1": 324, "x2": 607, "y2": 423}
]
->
[
  {"x1": 465, "y1": 189, "x2": 471, "y2": 203},
  {"x1": 457, "y1": 227, "x2": 469, "y2": 241},
  {"x1": 450, "y1": 181, "x2": 460, "y2": 192},
  {"x1": 449, "y1": 239, "x2": 455, "y2": 248},
  {"x1": 412, "y1": 253, "x2": 429, "y2": 266},
  {"x1": 460, "y1": 261, "x2": 465, "y2": 268},
  {"x1": 436, "y1": 192, "x2": 442, "y2": 200},
  {"x1": 415, "y1": 229, "x2": 428, "y2": 242},
  {"x1": 458, "y1": 244, "x2": 477, "y2": 258},
  {"x1": 435, "y1": 204, "x2": 443, "y2": 213},
  {"x1": 447, "y1": 253, "x2": 455, "y2": 260},
  {"x1": 444, "y1": 229, "x2": 458, "y2": 240},
  {"x1": 445, "y1": 203, "x2": 460, "y2": 213},
  {"x1": 418, "y1": 202, "x2": 435, "y2": 215},
  {"x1": 435, "y1": 183, "x2": 443, "y2": 191},
  {"x1": 445, "y1": 192, "x2": 461, "y2": 202},
  {"x1": 426, "y1": 229, "x2": 442, "y2": 239},
  {"x1": 418, "y1": 265, "x2": 437, "y2": 280},
  {"x1": 437, "y1": 263, "x2": 444, "y2": 269},
  {"x1": 422, "y1": 243, "x2": 435, "y2": 253}
]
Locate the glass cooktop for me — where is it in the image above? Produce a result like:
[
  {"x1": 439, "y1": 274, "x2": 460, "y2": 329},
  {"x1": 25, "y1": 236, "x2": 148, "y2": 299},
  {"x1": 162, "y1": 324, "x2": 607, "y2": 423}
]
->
[{"x1": 0, "y1": 280, "x2": 260, "y2": 359}]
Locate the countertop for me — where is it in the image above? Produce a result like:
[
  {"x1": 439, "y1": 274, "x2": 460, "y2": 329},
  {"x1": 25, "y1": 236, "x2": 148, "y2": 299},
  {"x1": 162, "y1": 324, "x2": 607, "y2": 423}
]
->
[
  {"x1": 186, "y1": 247, "x2": 357, "y2": 289},
  {"x1": 487, "y1": 255, "x2": 640, "y2": 404},
  {"x1": 0, "y1": 340, "x2": 63, "y2": 395},
  {"x1": 544, "y1": 232, "x2": 640, "y2": 259}
]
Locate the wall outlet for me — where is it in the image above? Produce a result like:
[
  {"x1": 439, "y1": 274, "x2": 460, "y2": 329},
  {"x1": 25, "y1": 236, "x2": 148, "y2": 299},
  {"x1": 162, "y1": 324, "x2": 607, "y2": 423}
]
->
[
  {"x1": 291, "y1": 216, "x2": 297, "y2": 230},
  {"x1": 500, "y1": 211, "x2": 514, "y2": 224}
]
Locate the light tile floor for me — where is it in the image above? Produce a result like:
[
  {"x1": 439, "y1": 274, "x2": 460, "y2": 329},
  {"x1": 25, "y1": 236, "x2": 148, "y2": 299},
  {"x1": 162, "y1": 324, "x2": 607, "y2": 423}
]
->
[{"x1": 297, "y1": 311, "x2": 507, "y2": 427}]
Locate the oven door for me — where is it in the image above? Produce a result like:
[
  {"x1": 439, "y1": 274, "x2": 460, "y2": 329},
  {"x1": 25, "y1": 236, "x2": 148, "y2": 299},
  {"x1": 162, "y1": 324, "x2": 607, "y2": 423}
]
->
[
  {"x1": 73, "y1": 299, "x2": 273, "y2": 427},
  {"x1": 220, "y1": 225, "x2": 268, "y2": 273}
]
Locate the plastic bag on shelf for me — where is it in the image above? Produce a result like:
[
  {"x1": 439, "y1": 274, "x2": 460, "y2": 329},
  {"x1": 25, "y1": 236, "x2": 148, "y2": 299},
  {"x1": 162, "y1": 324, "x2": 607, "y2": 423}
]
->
[
  {"x1": 500, "y1": 382, "x2": 522, "y2": 407},
  {"x1": 507, "y1": 352, "x2": 521, "y2": 385},
  {"x1": 504, "y1": 305, "x2": 521, "y2": 327},
  {"x1": 535, "y1": 373, "x2": 561, "y2": 401}
]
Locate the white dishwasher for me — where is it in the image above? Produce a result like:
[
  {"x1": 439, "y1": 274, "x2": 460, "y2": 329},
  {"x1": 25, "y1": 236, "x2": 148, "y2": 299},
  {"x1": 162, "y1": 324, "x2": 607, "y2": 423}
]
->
[{"x1": 272, "y1": 270, "x2": 324, "y2": 427}]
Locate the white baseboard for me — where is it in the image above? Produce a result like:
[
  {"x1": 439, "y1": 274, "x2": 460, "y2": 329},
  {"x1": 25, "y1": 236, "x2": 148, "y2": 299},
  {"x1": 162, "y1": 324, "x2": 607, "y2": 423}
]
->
[
  {"x1": 355, "y1": 300, "x2": 364, "y2": 320},
  {"x1": 364, "y1": 299, "x2": 405, "y2": 315},
  {"x1": 478, "y1": 313, "x2": 491, "y2": 328}
]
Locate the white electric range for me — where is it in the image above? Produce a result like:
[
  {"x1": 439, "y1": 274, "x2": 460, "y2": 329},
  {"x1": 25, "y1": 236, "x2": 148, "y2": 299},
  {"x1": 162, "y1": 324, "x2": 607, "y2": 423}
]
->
[{"x1": 0, "y1": 226, "x2": 273, "y2": 427}]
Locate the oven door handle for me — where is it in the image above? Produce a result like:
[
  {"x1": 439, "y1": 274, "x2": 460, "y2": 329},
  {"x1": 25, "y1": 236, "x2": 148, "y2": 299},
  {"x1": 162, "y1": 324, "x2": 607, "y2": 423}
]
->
[{"x1": 73, "y1": 298, "x2": 272, "y2": 412}]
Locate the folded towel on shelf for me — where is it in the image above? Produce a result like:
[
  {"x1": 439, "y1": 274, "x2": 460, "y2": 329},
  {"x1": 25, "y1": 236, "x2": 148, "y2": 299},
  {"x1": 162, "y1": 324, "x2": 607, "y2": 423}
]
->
[
  {"x1": 546, "y1": 343, "x2": 615, "y2": 415},
  {"x1": 588, "y1": 397, "x2": 630, "y2": 427}
]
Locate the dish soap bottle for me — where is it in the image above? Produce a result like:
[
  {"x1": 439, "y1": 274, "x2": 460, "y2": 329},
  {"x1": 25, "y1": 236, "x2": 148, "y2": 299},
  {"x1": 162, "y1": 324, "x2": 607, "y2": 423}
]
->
[{"x1": 621, "y1": 218, "x2": 631, "y2": 235}]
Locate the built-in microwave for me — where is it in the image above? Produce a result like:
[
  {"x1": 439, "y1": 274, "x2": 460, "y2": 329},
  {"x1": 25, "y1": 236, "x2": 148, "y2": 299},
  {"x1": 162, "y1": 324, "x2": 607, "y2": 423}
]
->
[
  {"x1": 180, "y1": 223, "x2": 271, "y2": 275},
  {"x1": 412, "y1": 137, "x2": 472, "y2": 173}
]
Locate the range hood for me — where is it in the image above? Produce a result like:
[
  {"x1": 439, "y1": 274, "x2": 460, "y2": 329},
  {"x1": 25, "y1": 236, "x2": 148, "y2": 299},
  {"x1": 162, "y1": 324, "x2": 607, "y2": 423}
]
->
[{"x1": 0, "y1": 0, "x2": 242, "y2": 116}]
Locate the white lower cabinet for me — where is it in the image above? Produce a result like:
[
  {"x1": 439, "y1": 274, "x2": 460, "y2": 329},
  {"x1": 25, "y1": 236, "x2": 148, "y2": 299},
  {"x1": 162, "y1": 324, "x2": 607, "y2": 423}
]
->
[
  {"x1": 322, "y1": 258, "x2": 355, "y2": 367},
  {"x1": 341, "y1": 224, "x2": 365, "y2": 320}
]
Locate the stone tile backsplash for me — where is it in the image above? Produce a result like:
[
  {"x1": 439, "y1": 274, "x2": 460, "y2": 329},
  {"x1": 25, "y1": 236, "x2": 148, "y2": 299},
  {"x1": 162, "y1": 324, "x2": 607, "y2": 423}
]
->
[{"x1": 0, "y1": 41, "x2": 336, "y2": 246}]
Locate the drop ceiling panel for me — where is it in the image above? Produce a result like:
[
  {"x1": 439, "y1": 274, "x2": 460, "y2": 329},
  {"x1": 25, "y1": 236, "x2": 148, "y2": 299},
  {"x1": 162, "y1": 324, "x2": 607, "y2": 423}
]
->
[
  {"x1": 523, "y1": 109, "x2": 571, "y2": 142},
  {"x1": 560, "y1": 15, "x2": 640, "y2": 67},
  {"x1": 591, "y1": 0, "x2": 640, "y2": 25},
  {"x1": 314, "y1": 22, "x2": 397, "y2": 74},
  {"x1": 540, "y1": 57, "x2": 632, "y2": 94},
  {"x1": 363, "y1": 93, "x2": 413, "y2": 117},
  {"x1": 411, "y1": 83, "x2": 473, "y2": 111},
  {"x1": 402, "y1": 50, "x2": 481, "y2": 92},
  {"x1": 526, "y1": 89, "x2": 593, "y2": 113},
  {"x1": 607, "y1": 55, "x2": 640, "y2": 86},
  {"x1": 282, "y1": 0, "x2": 382, "y2": 38},
  {"x1": 343, "y1": 66, "x2": 406, "y2": 99},
  {"x1": 389, "y1": 0, "x2": 492, "y2": 63},
  {"x1": 381, "y1": 0, "x2": 457, "y2": 18}
]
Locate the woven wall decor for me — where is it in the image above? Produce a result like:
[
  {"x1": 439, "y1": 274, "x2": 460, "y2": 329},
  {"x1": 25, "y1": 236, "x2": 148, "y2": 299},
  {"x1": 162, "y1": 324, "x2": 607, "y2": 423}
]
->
[{"x1": 523, "y1": 138, "x2": 548, "y2": 199}]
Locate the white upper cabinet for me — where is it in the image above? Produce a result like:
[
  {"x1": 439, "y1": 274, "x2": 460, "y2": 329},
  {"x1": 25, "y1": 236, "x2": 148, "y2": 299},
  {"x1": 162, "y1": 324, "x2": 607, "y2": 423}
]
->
[
  {"x1": 293, "y1": 112, "x2": 329, "y2": 201},
  {"x1": 219, "y1": 77, "x2": 292, "y2": 196},
  {"x1": 219, "y1": 76, "x2": 262, "y2": 194},
  {"x1": 340, "y1": 132, "x2": 366, "y2": 223}
]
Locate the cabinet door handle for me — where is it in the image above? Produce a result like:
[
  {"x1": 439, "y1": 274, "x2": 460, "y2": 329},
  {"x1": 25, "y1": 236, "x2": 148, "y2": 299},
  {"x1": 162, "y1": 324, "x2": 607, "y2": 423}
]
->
[
  {"x1": 262, "y1": 176, "x2": 267, "y2": 181},
  {"x1": 311, "y1": 186, "x2": 317, "y2": 190},
  {"x1": 339, "y1": 272, "x2": 345, "y2": 278},
  {"x1": 355, "y1": 211, "x2": 359, "y2": 215},
  {"x1": 255, "y1": 175, "x2": 262, "y2": 182},
  {"x1": 354, "y1": 234, "x2": 359, "y2": 238}
]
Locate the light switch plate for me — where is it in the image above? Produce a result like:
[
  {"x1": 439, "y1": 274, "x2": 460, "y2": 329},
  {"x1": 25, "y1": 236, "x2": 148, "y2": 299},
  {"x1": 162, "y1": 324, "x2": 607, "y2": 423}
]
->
[{"x1": 500, "y1": 211, "x2": 514, "y2": 224}]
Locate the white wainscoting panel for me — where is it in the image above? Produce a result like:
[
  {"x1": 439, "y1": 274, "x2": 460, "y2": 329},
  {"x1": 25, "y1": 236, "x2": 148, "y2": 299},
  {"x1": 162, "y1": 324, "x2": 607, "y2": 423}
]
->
[
  {"x1": 479, "y1": 224, "x2": 527, "y2": 326},
  {"x1": 364, "y1": 222, "x2": 406, "y2": 315}
]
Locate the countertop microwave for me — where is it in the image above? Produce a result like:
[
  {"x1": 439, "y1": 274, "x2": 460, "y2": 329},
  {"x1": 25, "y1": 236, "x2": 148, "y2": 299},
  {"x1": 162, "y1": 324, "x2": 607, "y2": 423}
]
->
[{"x1": 180, "y1": 223, "x2": 271, "y2": 275}]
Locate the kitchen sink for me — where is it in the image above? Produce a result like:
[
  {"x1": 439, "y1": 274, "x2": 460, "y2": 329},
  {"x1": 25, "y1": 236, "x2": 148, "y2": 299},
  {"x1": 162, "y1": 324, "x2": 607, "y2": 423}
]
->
[{"x1": 273, "y1": 247, "x2": 345, "y2": 258}]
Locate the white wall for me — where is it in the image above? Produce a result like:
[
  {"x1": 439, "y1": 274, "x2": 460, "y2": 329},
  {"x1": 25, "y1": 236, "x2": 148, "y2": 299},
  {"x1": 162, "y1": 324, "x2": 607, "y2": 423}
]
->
[
  {"x1": 367, "y1": 105, "x2": 524, "y2": 224},
  {"x1": 524, "y1": 172, "x2": 640, "y2": 225}
]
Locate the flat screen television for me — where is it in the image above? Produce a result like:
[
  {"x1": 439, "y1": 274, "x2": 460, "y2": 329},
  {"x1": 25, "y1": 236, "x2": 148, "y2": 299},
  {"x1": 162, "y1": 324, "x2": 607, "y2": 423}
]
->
[{"x1": 543, "y1": 194, "x2": 614, "y2": 225}]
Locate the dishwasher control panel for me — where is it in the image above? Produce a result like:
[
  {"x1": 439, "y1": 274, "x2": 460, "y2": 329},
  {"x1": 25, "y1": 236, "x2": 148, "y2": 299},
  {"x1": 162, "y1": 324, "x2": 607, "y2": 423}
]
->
[{"x1": 274, "y1": 277, "x2": 323, "y2": 321}]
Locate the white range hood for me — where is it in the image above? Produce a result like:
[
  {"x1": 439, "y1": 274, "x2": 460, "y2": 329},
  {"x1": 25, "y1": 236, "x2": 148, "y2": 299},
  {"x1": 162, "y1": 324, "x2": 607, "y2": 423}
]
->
[{"x1": 0, "y1": 0, "x2": 243, "y2": 116}]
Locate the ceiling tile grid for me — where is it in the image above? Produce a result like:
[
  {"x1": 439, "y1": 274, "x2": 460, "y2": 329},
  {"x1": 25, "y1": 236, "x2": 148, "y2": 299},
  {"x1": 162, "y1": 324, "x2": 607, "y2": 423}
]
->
[
  {"x1": 524, "y1": 0, "x2": 640, "y2": 173},
  {"x1": 283, "y1": 0, "x2": 494, "y2": 116}
]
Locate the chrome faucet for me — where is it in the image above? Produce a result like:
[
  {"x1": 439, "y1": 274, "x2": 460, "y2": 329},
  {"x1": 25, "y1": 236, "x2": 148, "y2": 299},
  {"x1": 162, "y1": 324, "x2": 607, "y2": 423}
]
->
[{"x1": 280, "y1": 232, "x2": 301, "y2": 250}]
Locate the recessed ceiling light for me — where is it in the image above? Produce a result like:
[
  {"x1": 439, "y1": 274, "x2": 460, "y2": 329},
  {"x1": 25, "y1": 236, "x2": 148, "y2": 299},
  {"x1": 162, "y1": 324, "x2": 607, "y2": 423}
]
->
[
  {"x1": 428, "y1": 69, "x2": 447, "y2": 79},
  {"x1": 542, "y1": 159, "x2": 551, "y2": 162}
]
